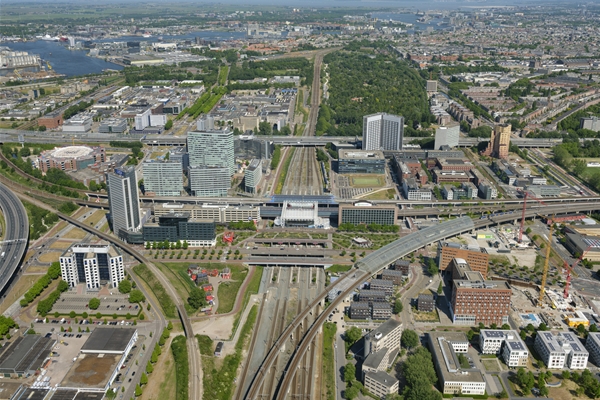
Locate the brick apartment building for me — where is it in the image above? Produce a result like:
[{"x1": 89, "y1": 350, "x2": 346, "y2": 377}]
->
[
  {"x1": 450, "y1": 271, "x2": 511, "y2": 326},
  {"x1": 438, "y1": 243, "x2": 489, "y2": 279}
]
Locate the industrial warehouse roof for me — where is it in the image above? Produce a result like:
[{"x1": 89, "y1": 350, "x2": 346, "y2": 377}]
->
[
  {"x1": 0, "y1": 335, "x2": 54, "y2": 374},
  {"x1": 81, "y1": 328, "x2": 136, "y2": 354}
]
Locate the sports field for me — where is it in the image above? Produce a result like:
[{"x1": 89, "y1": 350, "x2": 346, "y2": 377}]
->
[{"x1": 349, "y1": 175, "x2": 385, "y2": 187}]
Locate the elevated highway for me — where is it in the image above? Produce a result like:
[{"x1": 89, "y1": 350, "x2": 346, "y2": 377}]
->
[{"x1": 0, "y1": 184, "x2": 29, "y2": 296}]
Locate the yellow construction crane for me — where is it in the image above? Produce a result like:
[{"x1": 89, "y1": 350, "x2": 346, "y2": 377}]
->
[{"x1": 538, "y1": 219, "x2": 554, "y2": 307}]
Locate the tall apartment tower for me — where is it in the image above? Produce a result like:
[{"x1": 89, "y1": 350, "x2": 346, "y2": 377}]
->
[
  {"x1": 362, "y1": 113, "x2": 404, "y2": 151},
  {"x1": 483, "y1": 123, "x2": 511, "y2": 159},
  {"x1": 106, "y1": 166, "x2": 140, "y2": 236},
  {"x1": 187, "y1": 129, "x2": 235, "y2": 175}
]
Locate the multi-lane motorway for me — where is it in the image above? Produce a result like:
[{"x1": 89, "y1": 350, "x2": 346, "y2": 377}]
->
[{"x1": 0, "y1": 183, "x2": 29, "y2": 296}]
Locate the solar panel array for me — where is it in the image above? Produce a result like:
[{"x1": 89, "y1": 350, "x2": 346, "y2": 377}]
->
[
  {"x1": 509, "y1": 340, "x2": 525, "y2": 351},
  {"x1": 583, "y1": 237, "x2": 600, "y2": 248}
]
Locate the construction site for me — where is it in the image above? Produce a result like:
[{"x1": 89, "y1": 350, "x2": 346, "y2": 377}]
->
[{"x1": 457, "y1": 189, "x2": 600, "y2": 331}]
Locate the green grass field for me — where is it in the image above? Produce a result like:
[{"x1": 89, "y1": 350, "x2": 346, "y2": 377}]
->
[{"x1": 348, "y1": 175, "x2": 384, "y2": 187}]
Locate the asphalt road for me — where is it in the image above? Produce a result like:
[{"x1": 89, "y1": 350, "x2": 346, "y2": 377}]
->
[{"x1": 0, "y1": 183, "x2": 29, "y2": 296}]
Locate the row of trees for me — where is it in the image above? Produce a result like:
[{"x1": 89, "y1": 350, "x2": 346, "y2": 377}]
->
[
  {"x1": 337, "y1": 223, "x2": 400, "y2": 233},
  {"x1": 21, "y1": 262, "x2": 61, "y2": 306}
]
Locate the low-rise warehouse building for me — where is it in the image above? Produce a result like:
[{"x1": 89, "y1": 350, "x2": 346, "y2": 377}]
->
[
  {"x1": 0, "y1": 335, "x2": 55, "y2": 377},
  {"x1": 61, "y1": 328, "x2": 138, "y2": 393}
]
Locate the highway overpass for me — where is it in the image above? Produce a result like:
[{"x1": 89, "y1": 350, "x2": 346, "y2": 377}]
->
[
  {"x1": 0, "y1": 184, "x2": 29, "y2": 296},
  {"x1": 0, "y1": 130, "x2": 562, "y2": 148}
]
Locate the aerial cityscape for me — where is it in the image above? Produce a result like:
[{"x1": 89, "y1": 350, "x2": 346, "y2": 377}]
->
[{"x1": 2, "y1": 1, "x2": 600, "y2": 400}]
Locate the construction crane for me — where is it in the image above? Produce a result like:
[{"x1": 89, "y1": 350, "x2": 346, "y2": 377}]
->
[
  {"x1": 563, "y1": 245, "x2": 589, "y2": 299},
  {"x1": 519, "y1": 190, "x2": 547, "y2": 243},
  {"x1": 538, "y1": 221, "x2": 554, "y2": 307}
]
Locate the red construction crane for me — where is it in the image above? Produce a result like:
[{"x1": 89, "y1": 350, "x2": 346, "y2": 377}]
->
[
  {"x1": 563, "y1": 245, "x2": 590, "y2": 299},
  {"x1": 518, "y1": 190, "x2": 548, "y2": 243}
]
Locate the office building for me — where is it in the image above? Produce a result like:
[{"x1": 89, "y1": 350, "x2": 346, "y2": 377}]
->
[
  {"x1": 534, "y1": 332, "x2": 569, "y2": 369},
  {"x1": 363, "y1": 319, "x2": 402, "y2": 376},
  {"x1": 143, "y1": 160, "x2": 183, "y2": 196},
  {"x1": 362, "y1": 113, "x2": 404, "y2": 151},
  {"x1": 37, "y1": 110, "x2": 64, "y2": 129},
  {"x1": 337, "y1": 150, "x2": 386, "y2": 174},
  {"x1": 560, "y1": 331, "x2": 589, "y2": 369},
  {"x1": 586, "y1": 332, "x2": 600, "y2": 366},
  {"x1": 478, "y1": 181, "x2": 498, "y2": 200},
  {"x1": 581, "y1": 117, "x2": 600, "y2": 132},
  {"x1": 450, "y1": 268, "x2": 511, "y2": 326},
  {"x1": 364, "y1": 371, "x2": 399, "y2": 399},
  {"x1": 107, "y1": 167, "x2": 140, "y2": 236},
  {"x1": 244, "y1": 159, "x2": 263, "y2": 194},
  {"x1": 524, "y1": 185, "x2": 561, "y2": 197},
  {"x1": 143, "y1": 213, "x2": 216, "y2": 247},
  {"x1": 479, "y1": 330, "x2": 529, "y2": 367},
  {"x1": 438, "y1": 243, "x2": 489, "y2": 279},
  {"x1": 339, "y1": 201, "x2": 397, "y2": 226},
  {"x1": 62, "y1": 113, "x2": 93, "y2": 133},
  {"x1": 482, "y1": 123, "x2": 511, "y2": 159},
  {"x1": 169, "y1": 147, "x2": 189, "y2": 173},
  {"x1": 189, "y1": 166, "x2": 230, "y2": 197},
  {"x1": 434, "y1": 125, "x2": 460, "y2": 150},
  {"x1": 187, "y1": 129, "x2": 235, "y2": 175},
  {"x1": 402, "y1": 178, "x2": 432, "y2": 201},
  {"x1": 428, "y1": 331, "x2": 486, "y2": 396},
  {"x1": 154, "y1": 203, "x2": 260, "y2": 223},
  {"x1": 418, "y1": 293, "x2": 435, "y2": 312},
  {"x1": 60, "y1": 243, "x2": 125, "y2": 290},
  {"x1": 99, "y1": 118, "x2": 128, "y2": 134}
]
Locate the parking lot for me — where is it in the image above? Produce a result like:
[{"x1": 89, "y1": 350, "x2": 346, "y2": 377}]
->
[{"x1": 52, "y1": 293, "x2": 138, "y2": 316}]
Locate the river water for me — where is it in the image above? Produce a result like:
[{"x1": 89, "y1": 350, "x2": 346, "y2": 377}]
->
[{"x1": 2, "y1": 30, "x2": 246, "y2": 77}]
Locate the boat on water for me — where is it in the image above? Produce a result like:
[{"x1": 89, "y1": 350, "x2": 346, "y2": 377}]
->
[{"x1": 36, "y1": 34, "x2": 60, "y2": 41}]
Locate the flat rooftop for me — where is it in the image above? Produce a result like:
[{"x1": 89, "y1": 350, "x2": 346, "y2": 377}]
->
[
  {"x1": 339, "y1": 149, "x2": 385, "y2": 160},
  {"x1": 428, "y1": 331, "x2": 486, "y2": 384},
  {"x1": 0, "y1": 381, "x2": 24, "y2": 400},
  {"x1": 366, "y1": 319, "x2": 401, "y2": 341},
  {"x1": 0, "y1": 335, "x2": 54, "y2": 374},
  {"x1": 81, "y1": 328, "x2": 136, "y2": 354},
  {"x1": 12, "y1": 388, "x2": 49, "y2": 400},
  {"x1": 48, "y1": 390, "x2": 79, "y2": 400},
  {"x1": 61, "y1": 353, "x2": 120, "y2": 390}
]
